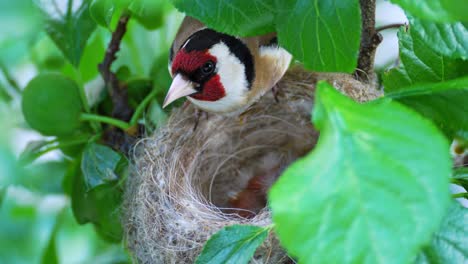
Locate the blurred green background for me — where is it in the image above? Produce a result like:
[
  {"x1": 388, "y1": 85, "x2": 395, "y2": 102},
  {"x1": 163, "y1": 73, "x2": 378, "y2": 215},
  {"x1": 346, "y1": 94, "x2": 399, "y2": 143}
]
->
[{"x1": 0, "y1": 0, "x2": 182, "y2": 263}]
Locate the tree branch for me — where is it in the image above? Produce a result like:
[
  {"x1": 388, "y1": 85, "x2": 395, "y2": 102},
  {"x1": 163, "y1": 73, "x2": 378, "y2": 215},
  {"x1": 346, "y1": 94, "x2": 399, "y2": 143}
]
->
[
  {"x1": 355, "y1": 0, "x2": 382, "y2": 83},
  {"x1": 98, "y1": 15, "x2": 133, "y2": 122},
  {"x1": 97, "y1": 14, "x2": 142, "y2": 155},
  {"x1": 376, "y1": 23, "x2": 407, "y2": 32}
]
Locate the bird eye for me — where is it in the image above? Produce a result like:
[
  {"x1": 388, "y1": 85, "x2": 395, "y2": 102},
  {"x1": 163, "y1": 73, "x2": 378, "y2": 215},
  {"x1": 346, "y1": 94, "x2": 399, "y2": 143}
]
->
[{"x1": 201, "y1": 61, "x2": 215, "y2": 75}]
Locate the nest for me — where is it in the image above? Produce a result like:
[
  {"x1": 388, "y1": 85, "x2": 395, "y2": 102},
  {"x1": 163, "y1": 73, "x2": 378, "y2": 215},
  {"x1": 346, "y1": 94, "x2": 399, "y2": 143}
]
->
[{"x1": 123, "y1": 68, "x2": 382, "y2": 263}]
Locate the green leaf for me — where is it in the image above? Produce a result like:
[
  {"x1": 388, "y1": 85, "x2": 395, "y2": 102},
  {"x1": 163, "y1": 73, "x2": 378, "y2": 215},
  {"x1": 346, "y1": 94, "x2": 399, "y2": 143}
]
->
[
  {"x1": 172, "y1": 0, "x2": 275, "y2": 36},
  {"x1": 89, "y1": 0, "x2": 130, "y2": 28},
  {"x1": 128, "y1": 0, "x2": 170, "y2": 30},
  {"x1": 57, "y1": 133, "x2": 90, "y2": 158},
  {"x1": 40, "y1": 219, "x2": 59, "y2": 264},
  {"x1": 384, "y1": 21, "x2": 468, "y2": 92},
  {"x1": 383, "y1": 17, "x2": 468, "y2": 139},
  {"x1": 39, "y1": 0, "x2": 97, "y2": 66},
  {"x1": 196, "y1": 225, "x2": 269, "y2": 264},
  {"x1": 144, "y1": 100, "x2": 167, "y2": 132},
  {"x1": 0, "y1": 144, "x2": 22, "y2": 188},
  {"x1": 78, "y1": 31, "x2": 105, "y2": 82},
  {"x1": 452, "y1": 167, "x2": 468, "y2": 191},
  {"x1": 30, "y1": 35, "x2": 66, "y2": 71},
  {"x1": 81, "y1": 143, "x2": 127, "y2": 191},
  {"x1": 22, "y1": 73, "x2": 83, "y2": 136},
  {"x1": 150, "y1": 51, "x2": 172, "y2": 92},
  {"x1": 396, "y1": 89, "x2": 468, "y2": 140},
  {"x1": 417, "y1": 203, "x2": 468, "y2": 263},
  {"x1": 408, "y1": 19, "x2": 468, "y2": 60},
  {"x1": 390, "y1": 0, "x2": 468, "y2": 23},
  {"x1": 22, "y1": 161, "x2": 69, "y2": 195},
  {"x1": 116, "y1": 65, "x2": 131, "y2": 81},
  {"x1": 127, "y1": 78, "x2": 153, "y2": 108},
  {"x1": 89, "y1": 0, "x2": 114, "y2": 27},
  {"x1": 276, "y1": 0, "x2": 361, "y2": 72},
  {"x1": 18, "y1": 140, "x2": 55, "y2": 164},
  {"x1": 70, "y1": 143, "x2": 127, "y2": 242},
  {"x1": 269, "y1": 82, "x2": 451, "y2": 263},
  {"x1": 72, "y1": 182, "x2": 124, "y2": 242},
  {"x1": 71, "y1": 156, "x2": 123, "y2": 242},
  {"x1": 386, "y1": 77, "x2": 468, "y2": 139}
]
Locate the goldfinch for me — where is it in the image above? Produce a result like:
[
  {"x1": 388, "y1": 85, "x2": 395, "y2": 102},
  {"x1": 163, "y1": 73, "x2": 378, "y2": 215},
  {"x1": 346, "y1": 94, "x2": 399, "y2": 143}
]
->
[{"x1": 162, "y1": 16, "x2": 292, "y2": 114}]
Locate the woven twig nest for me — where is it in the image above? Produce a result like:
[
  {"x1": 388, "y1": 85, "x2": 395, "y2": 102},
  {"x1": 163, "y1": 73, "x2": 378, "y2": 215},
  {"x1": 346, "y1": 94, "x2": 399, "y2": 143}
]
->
[{"x1": 123, "y1": 68, "x2": 382, "y2": 263}]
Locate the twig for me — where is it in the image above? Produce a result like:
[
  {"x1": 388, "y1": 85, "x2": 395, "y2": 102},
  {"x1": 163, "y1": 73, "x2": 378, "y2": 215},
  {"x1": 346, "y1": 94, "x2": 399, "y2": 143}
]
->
[
  {"x1": 98, "y1": 15, "x2": 133, "y2": 122},
  {"x1": 355, "y1": 0, "x2": 382, "y2": 83},
  {"x1": 0, "y1": 63, "x2": 21, "y2": 93},
  {"x1": 376, "y1": 23, "x2": 407, "y2": 32},
  {"x1": 452, "y1": 192, "x2": 468, "y2": 199}
]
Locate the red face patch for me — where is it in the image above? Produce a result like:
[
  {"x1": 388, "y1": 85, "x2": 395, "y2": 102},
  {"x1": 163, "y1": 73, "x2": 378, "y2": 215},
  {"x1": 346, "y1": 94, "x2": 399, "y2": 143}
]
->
[
  {"x1": 190, "y1": 74, "x2": 226, "y2": 101},
  {"x1": 171, "y1": 49, "x2": 217, "y2": 75},
  {"x1": 171, "y1": 49, "x2": 225, "y2": 102}
]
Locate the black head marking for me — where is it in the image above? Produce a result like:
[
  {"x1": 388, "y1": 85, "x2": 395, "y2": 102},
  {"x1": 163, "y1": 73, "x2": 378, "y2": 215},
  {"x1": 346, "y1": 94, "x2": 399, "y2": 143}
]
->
[
  {"x1": 266, "y1": 37, "x2": 278, "y2": 47},
  {"x1": 169, "y1": 44, "x2": 174, "y2": 63},
  {"x1": 189, "y1": 61, "x2": 217, "y2": 92},
  {"x1": 182, "y1": 29, "x2": 255, "y2": 89}
]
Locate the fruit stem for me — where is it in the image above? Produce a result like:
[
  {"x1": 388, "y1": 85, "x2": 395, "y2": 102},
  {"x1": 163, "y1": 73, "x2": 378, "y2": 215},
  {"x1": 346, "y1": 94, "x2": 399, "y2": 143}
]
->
[
  {"x1": 71, "y1": 67, "x2": 100, "y2": 133},
  {"x1": 80, "y1": 113, "x2": 130, "y2": 131},
  {"x1": 129, "y1": 89, "x2": 158, "y2": 126}
]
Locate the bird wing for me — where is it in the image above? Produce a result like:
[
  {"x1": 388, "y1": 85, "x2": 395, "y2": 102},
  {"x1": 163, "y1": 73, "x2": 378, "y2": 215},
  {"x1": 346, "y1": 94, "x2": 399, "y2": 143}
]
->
[
  {"x1": 256, "y1": 33, "x2": 278, "y2": 48},
  {"x1": 244, "y1": 33, "x2": 292, "y2": 102}
]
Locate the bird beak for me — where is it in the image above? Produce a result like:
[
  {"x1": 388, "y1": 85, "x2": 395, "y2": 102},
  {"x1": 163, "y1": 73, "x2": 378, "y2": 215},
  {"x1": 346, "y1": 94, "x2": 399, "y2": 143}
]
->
[{"x1": 163, "y1": 74, "x2": 197, "y2": 108}]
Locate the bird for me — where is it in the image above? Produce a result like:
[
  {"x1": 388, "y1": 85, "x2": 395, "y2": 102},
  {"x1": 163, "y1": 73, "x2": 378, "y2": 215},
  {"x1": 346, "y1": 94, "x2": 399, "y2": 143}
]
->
[
  {"x1": 229, "y1": 164, "x2": 282, "y2": 218},
  {"x1": 162, "y1": 16, "x2": 292, "y2": 115}
]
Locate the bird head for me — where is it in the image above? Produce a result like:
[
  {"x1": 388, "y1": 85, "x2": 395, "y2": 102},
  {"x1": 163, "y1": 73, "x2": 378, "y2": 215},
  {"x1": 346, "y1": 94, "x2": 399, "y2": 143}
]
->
[{"x1": 163, "y1": 29, "x2": 255, "y2": 113}]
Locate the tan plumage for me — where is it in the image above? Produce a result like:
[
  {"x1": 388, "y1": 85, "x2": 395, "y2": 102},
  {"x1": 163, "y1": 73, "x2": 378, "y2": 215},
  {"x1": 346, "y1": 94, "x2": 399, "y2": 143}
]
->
[{"x1": 164, "y1": 16, "x2": 292, "y2": 114}]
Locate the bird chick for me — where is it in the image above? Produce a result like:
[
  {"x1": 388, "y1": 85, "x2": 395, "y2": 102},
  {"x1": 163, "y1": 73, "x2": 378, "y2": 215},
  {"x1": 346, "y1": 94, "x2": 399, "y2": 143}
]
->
[
  {"x1": 163, "y1": 16, "x2": 292, "y2": 115},
  {"x1": 229, "y1": 164, "x2": 282, "y2": 218}
]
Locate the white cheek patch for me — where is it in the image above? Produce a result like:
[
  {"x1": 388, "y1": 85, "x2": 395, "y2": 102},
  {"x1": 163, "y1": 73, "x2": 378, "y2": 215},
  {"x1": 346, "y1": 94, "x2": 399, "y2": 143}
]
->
[
  {"x1": 188, "y1": 42, "x2": 250, "y2": 113},
  {"x1": 168, "y1": 64, "x2": 173, "y2": 78}
]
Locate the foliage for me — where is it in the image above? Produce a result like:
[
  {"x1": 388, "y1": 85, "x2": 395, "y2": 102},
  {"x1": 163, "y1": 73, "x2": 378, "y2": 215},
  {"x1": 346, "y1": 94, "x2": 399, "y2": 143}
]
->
[
  {"x1": 452, "y1": 168, "x2": 468, "y2": 191},
  {"x1": 383, "y1": 20, "x2": 468, "y2": 91},
  {"x1": 390, "y1": 0, "x2": 468, "y2": 23},
  {"x1": 383, "y1": 18, "x2": 468, "y2": 139},
  {"x1": 195, "y1": 225, "x2": 270, "y2": 264},
  {"x1": 0, "y1": 0, "x2": 467, "y2": 263},
  {"x1": 417, "y1": 202, "x2": 468, "y2": 263},
  {"x1": 40, "y1": 0, "x2": 97, "y2": 66},
  {"x1": 269, "y1": 82, "x2": 451, "y2": 263}
]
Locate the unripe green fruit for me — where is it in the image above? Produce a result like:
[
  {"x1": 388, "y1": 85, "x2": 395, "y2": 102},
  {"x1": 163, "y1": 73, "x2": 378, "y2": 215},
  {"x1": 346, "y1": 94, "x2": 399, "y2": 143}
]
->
[{"x1": 22, "y1": 73, "x2": 83, "y2": 136}]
